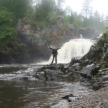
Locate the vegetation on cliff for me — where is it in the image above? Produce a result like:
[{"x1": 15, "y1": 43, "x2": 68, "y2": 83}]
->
[{"x1": 80, "y1": 31, "x2": 108, "y2": 70}]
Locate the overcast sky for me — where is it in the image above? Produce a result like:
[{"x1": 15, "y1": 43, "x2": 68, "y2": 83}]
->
[{"x1": 64, "y1": 0, "x2": 108, "y2": 16}]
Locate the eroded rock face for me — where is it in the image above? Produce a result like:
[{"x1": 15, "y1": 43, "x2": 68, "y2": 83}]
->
[
  {"x1": 14, "y1": 16, "x2": 75, "y2": 63},
  {"x1": 17, "y1": 16, "x2": 74, "y2": 47}
]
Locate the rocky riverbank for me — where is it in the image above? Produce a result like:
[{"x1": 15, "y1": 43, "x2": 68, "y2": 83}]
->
[
  {"x1": 34, "y1": 63, "x2": 80, "y2": 82},
  {"x1": 34, "y1": 62, "x2": 108, "y2": 108},
  {"x1": 33, "y1": 31, "x2": 108, "y2": 108},
  {"x1": 68, "y1": 32, "x2": 108, "y2": 107},
  {"x1": 69, "y1": 83, "x2": 108, "y2": 108}
]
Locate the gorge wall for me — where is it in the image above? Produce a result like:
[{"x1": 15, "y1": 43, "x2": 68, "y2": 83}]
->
[
  {"x1": 14, "y1": 16, "x2": 74, "y2": 63},
  {"x1": 0, "y1": 16, "x2": 100, "y2": 64}
]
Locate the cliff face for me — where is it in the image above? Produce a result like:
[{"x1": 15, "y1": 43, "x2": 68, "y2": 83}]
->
[
  {"x1": 7, "y1": 16, "x2": 74, "y2": 63},
  {"x1": 0, "y1": 15, "x2": 99, "y2": 64},
  {"x1": 17, "y1": 17, "x2": 74, "y2": 47}
]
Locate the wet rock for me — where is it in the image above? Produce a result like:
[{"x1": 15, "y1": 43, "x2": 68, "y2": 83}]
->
[
  {"x1": 66, "y1": 66, "x2": 75, "y2": 73},
  {"x1": 22, "y1": 77, "x2": 29, "y2": 81},
  {"x1": 98, "y1": 69, "x2": 106, "y2": 76},
  {"x1": 69, "y1": 58, "x2": 80, "y2": 67},
  {"x1": 44, "y1": 69, "x2": 61, "y2": 81},
  {"x1": 66, "y1": 62, "x2": 80, "y2": 75},
  {"x1": 80, "y1": 64, "x2": 94, "y2": 78},
  {"x1": 38, "y1": 72, "x2": 46, "y2": 80},
  {"x1": 92, "y1": 82, "x2": 102, "y2": 91},
  {"x1": 36, "y1": 67, "x2": 44, "y2": 72},
  {"x1": 62, "y1": 94, "x2": 76, "y2": 102},
  {"x1": 36, "y1": 65, "x2": 57, "y2": 72},
  {"x1": 80, "y1": 64, "x2": 100, "y2": 79},
  {"x1": 72, "y1": 63, "x2": 80, "y2": 71},
  {"x1": 34, "y1": 65, "x2": 63, "y2": 81},
  {"x1": 34, "y1": 64, "x2": 79, "y2": 81},
  {"x1": 61, "y1": 64, "x2": 69, "y2": 72},
  {"x1": 58, "y1": 64, "x2": 65, "y2": 72},
  {"x1": 102, "y1": 75, "x2": 108, "y2": 82}
]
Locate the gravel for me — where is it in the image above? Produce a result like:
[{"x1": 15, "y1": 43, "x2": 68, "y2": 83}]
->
[{"x1": 69, "y1": 84, "x2": 108, "y2": 108}]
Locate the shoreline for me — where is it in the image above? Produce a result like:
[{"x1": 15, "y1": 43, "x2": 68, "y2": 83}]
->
[{"x1": 69, "y1": 84, "x2": 108, "y2": 108}]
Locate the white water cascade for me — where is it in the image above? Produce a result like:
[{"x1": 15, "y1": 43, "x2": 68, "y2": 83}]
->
[{"x1": 39, "y1": 38, "x2": 94, "y2": 64}]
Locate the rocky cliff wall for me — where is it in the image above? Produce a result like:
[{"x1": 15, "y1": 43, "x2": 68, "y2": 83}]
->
[
  {"x1": 17, "y1": 17, "x2": 74, "y2": 47},
  {"x1": 14, "y1": 16, "x2": 74, "y2": 63}
]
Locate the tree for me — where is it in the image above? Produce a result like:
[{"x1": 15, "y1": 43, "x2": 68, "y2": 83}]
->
[
  {"x1": 0, "y1": 0, "x2": 32, "y2": 20},
  {"x1": 0, "y1": 7, "x2": 16, "y2": 39},
  {"x1": 81, "y1": 0, "x2": 92, "y2": 18},
  {"x1": 56, "y1": 0, "x2": 64, "y2": 9},
  {"x1": 34, "y1": 0, "x2": 57, "y2": 27},
  {"x1": 0, "y1": 7, "x2": 17, "y2": 54}
]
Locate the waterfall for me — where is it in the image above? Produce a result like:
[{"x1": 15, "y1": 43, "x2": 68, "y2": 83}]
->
[{"x1": 38, "y1": 38, "x2": 93, "y2": 64}]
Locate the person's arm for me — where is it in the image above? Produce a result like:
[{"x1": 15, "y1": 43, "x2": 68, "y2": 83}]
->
[{"x1": 49, "y1": 47, "x2": 53, "y2": 50}]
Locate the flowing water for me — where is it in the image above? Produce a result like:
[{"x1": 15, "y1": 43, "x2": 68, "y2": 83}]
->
[
  {"x1": 0, "y1": 39, "x2": 94, "y2": 108},
  {"x1": 38, "y1": 38, "x2": 93, "y2": 64},
  {"x1": 0, "y1": 64, "x2": 91, "y2": 108}
]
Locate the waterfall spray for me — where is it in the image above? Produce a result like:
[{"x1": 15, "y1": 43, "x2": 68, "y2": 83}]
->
[{"x1": 39, "y1": 38, "x2": 93, "y2": 64}]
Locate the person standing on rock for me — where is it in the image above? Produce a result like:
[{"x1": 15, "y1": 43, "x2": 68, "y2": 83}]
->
[{"x1": 49, "y1": 47, "x2": 60, "y2": 65}]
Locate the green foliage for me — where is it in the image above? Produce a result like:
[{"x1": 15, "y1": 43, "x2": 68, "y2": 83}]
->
[
  {"x1": 0, "y1": 7, "x2": 16, "y2": 38},
  {"x1": 97, "y1": 32, "x2": 108, "y2": 47},
  {"x1": 34, "y1": 0, "x2": 57, "y2": 27},
  {"x1": 68, "y1": 12, "x2": 86, "y2": 28},
  {"x1": 0, "y1": 0, "x2": 32, "y2": 55},
  {"x1": 34, "y1": 0, "x2": 68, "y2": 27},
  {"x1": 0, "y1": 7, "x2": 17, "y2": 54},
  {"x1": 0, "y1": 0, "x2": 31, "y2": 20},
  {"x1": 0, "y1": 0, "x2": 106, "y2": 30},
  {"x1": 48, "y1": 13, "x2": 57, "y2": 25},
  {"x1": 63, "y1": 15, "x2": 70, "y2": 26},
  {"x1": 66, "y1": 9, "x2": 105, "y2": 31}
]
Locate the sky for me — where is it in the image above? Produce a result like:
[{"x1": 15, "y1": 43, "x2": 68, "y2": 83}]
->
[{"x1": 64, "y1": 0, "x2": 108, "y2": 16}]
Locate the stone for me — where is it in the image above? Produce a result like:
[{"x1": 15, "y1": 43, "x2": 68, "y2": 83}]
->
[
  {"x1": 80, "y1": 64, "x2": 95, "y2": 78},
  {"x1": 80, "y1": 64, "x2": 100, "y2": 79},
  {"x1": 62, "y1": 94, "x2": 76, "y2": 102},
  {"x1": 92, "y1": 82, "x2": 102, "y2": 91},
  {"x1": 102, "y1": 75, "x2": 108, "y2": 81},
  {"x1": 69, "y1": 58, "x2": 80, "y2": 66},
  {"x1": 44, "y1": 69, "x2": 62, "y2": 81}
]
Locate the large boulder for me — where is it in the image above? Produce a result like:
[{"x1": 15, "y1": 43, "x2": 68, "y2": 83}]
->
[{"x1": 80, "y1": 64, "x2": 100, "y2": 79}]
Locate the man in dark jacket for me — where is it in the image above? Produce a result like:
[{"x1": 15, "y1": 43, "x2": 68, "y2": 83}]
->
[{"x1": 49, "y1": 47, "x2": 60, "y2": 65}]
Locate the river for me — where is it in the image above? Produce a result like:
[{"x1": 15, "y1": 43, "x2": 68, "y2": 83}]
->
[
  {"x1": 0, "y1": 38, "x2": 94, "y2": 108},
  {"x1": 0, "y1": 64, "x2": 92, "y2": 108}
]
